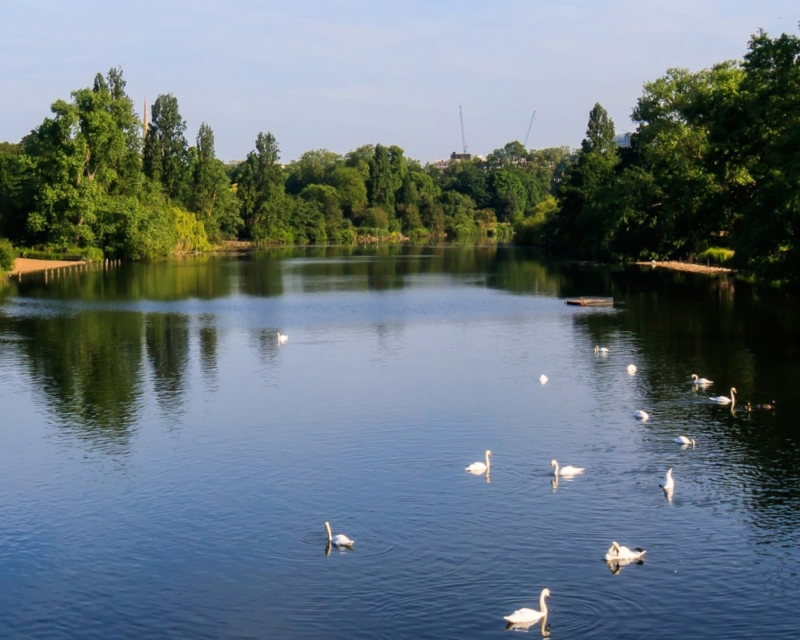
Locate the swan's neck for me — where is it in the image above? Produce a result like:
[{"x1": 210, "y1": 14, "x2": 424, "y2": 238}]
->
[
  {"x1": 485, "y1": 451, "x2": 491, "y2": 469},
  {"x1": 552, "y1": 462, "x2": 559, "y2": 476},
  {"x1": 539, "y1": 593, "x2": 549, "y2": 615},
  {"x1": 325, "y1": 523, "x2": 333, "y2": 542}
]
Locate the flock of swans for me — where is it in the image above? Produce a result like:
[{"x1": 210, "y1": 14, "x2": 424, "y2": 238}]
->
[
  {"x1": 321, "y1": 342, "x2": 776, "y2": 632},
  {"x1": 492, "y1": 345, "x2": 773, "y2": 630}
]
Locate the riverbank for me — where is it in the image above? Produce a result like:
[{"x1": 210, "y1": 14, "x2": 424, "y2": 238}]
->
[
  {"x1": 12, "y1": 258, "x2": 82, "y2": 275},
  {"x1": 636, "y1": 260, "x2": 733, "y2": 275}
]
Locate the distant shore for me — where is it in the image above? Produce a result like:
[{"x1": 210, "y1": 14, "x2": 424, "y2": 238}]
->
[
  {"x1": 636, "y1": 260, "x2": 733, "y2": 275},
  {"x1": 12, "y1": 258, "x2": 82, "y2": 275}
]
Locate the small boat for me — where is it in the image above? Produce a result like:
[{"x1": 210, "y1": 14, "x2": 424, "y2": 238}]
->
[{"x1": 565, "y1": 297, "x2": 614, "y2": 307}]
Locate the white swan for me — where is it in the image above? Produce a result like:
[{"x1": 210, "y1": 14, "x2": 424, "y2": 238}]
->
[
  {"x1": 627, "y1": 364, "x2": 637, "y2": 374},
  {"x1": 465, "y1": 450, "x2": 492, "y2": 475},
  {"x1": 504, "y1": 588, "x2": 551, "y2": 625},
  {"x1": 605, "y1": 541, "x2": 646, "y2": 562},
  {"x1": 674, "y1": 436, "x2": 696, "y2": 447},
  {"x1": 690, "y1": 374, "x2": 713, "y2": 385},
  {"x1": 660, "y1": 468, "x2": 674, "y2": 493},
  {"x1": 709, "y1": 387, "x2": 736, "y2": 406},
  {"x1": 325, "y1": 521, "x2": 354, "y2": 548},
  {"x1": 633, "y1": 410, "x2": 649, "y2": 421},
  {"x1": 551, "y1": 459, "x2": 584, "y2": 477},
  {"x1": 539, "y1": 374, "x2": 548, "y2": 384},
  {"x1": 594, "y1": 345, "x2": 610, "y2": 355},
  {"x1": 276, "y1": 332, "x2": 289, "y2": 344}
]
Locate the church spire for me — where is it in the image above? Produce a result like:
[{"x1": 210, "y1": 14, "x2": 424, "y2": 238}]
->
[{"x1": 143, "y1": 96, "x2": 149, "y2": 139}]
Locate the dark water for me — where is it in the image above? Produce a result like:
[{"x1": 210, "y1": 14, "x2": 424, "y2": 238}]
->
[{"x1": 1, "y1": 246, "x2": 798, "y2": 639}]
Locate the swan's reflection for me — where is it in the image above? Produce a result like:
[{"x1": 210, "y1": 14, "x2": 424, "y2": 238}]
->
[
  {"x1": 505, "y1": 616, "x2": 549, "y2": 635},
  {"x1": 606, "y1": 557, "x2": 645, "y2": 575},
  {"x1": 485, "y1": 471, "x2": 492, "y2": 484},
  {"x1": 325, "y1": 541, "x2": 332, "y2": 556},
  {"x1": 550, "y1": 477, "x2": 558, "y2": 492}
]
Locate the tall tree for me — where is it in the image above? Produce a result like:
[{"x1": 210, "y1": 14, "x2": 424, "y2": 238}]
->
[
  {"x1": 22, "y1": 67, "x2": 142, "y2": 248},
  {"x1": 187, "y1": 123, "x2": 241, "y2": 241},
  {"x1": 143, "y1": 94, "x2": 189, "y2": 203},
  {"x1": 236, "y1": 132, "x2": 288, "y2": 241},
  {"x1": 368, "y1": 144, "x2": 395, "y2": 214},
  {"x1": 548, "y1": 103, "x2": 619, "y2": 256}
]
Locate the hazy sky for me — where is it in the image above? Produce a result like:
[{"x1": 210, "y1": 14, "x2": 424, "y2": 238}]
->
[{"x1": 1, "y1": 0, "x2": 796, "y2": 163}]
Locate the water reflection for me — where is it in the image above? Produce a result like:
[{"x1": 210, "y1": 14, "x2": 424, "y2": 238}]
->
[
  {"x1": 1, "y1": 248, "x2": 798, "y2": 536},
  {"x1": 505, "y1": 617, "x2": 550, "y2": 635},
  {"x1": 145, "y1": 313, "x2": 190, "y2": 419}
]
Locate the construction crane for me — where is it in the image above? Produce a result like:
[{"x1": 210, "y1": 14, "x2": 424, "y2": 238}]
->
[
  {"x1": 459, "y1": 105, "x2": 468, "y2": 154},
  {"x1": 523, "y1": 109, "x2": 537, "y2": 148}
]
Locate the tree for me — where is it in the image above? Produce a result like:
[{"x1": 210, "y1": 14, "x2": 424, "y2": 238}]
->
[
  {"x1": 236, "y1": 132, "x2": 289, "y2": 241},
  {"x1": 722, "y1": 30, "x2": 800, "y2": 279},
  {"x1": 368, "y1": 144, "x2": 395, "y2": 214},
  {"x1": 22, "y1": 67, "x2": 143, "y2": 249},
  {"x1": 285, "y1": 149, "x2": 341, "y2": 194},
  {"x1": 143, "y1": 94, "x2": 189, "y2": 203},
  {"x1": 187, "y1": 123, "x2": 241, "y2": 241},
  {"x1": 331, "y1": 166, "x2": 367, "y2": 218},
  {"x1": 547, "y1": 103, "x2": 619, "y2": 256}
]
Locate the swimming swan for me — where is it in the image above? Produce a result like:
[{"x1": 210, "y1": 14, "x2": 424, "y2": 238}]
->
[
  {"x1": 605, "y1": 541, "x2": 646, "y2": 562},
  {"x1": 539, "y1": 374, "x2": 549, "y2": 384},
  {"x1": 627, "y1": 364, "x2": 637, "y2": 374},
  {"x1": 633, "y1": 410, "x2": 649, "y2": 421},
  {"x1": 551, "y1": 459, "x2": 585, "y2": 477},
  {"x1": 466, "y1": 450, "x2": 492, "y2": 474},
  {"x1": 504, "y1": 588, "x2": 551, "y2": 625},
  {"x1": 709, "y1": 387, "x2": 736, "y2": 406},
  {"x1": 594, "y1": 345, "x2": 610, "y2": 355},
  {"x1": 690, "y1": 374, "x2": 713, "y2": 385},
  {"x1": 674, "y1": 436, "x2": 696, "y2": 447},
  {"x1": 325, "y1": 521, "x2": 354, "y2": 548},
  {"x1": 277, "y1": 332, "x2": 289, "y2": 344},
  {"x1": 659, "y1": 468, "x2": 674, "y2": 493}
]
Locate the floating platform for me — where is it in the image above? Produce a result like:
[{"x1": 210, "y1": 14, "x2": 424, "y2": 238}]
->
[{"x1": 565, "y1": 297, "x2": 614, "y2": 307}]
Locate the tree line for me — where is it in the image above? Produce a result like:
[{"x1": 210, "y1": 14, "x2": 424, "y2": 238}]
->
[
  {"x1": 0, "y1": 68, "x2": 567, "y2": 264},
  {"x1": 520, "y1": 27, "x2": 800, "y2": 283},
  {"x1": 2, "y1": 26, "x2": 797, "y2": 283}
]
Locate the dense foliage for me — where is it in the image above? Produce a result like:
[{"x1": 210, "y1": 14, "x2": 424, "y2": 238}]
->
[
  {"x1": 525, "y1": 28, "x2": 800, "y2": 282},
  {"x1": 2, "y1": 26, "x2": 798, "y2": 283},
  {"x1": 0, "y1": 69, "x2": 564, "y2": 260}
]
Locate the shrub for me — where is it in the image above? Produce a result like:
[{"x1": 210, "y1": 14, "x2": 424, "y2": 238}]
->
[
  {"x1": 0, "y1": 237, "x2": 14, "y2": 272},
  {"x1": 696, "y1": 247, "x2": 734, "y2": 266}
]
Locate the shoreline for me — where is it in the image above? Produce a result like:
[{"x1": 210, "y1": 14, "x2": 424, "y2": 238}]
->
[
  {"x1": 10, "y1": 258, "x2": 84, "y2": 276},
  {"x1": 635, "y1": 260, "x2": 733, "y2": 275}
]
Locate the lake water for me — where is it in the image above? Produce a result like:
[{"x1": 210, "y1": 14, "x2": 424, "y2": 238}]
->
[{"x1": 1, "y1": 246, "x2": 798, "y2": 639}]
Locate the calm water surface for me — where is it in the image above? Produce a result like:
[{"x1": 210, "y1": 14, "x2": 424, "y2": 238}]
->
[{"x1": 1, "y1": 246, "x2": 799, "y2": 639}]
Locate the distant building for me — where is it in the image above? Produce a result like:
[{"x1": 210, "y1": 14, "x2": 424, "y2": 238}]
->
[
  {"x1": 431, "y1": 152, "x2": 479, "y2": 169},
  {"x1": 613, "y1": 132, "x2": 632, "y2": 148},
  {"x1": 450, "y1": 151, "x2": 472, "y2": 161}
]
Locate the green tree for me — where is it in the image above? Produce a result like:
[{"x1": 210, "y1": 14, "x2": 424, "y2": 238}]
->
[
  {"x1": 285, "y1": 149, "x2": 341, "y2": 194},
  {"x1": 331, "y1": 166, "x2": 368, "y2": 218},
  {"x1": 368, "y1": 144, "x2": 395, "y2": 214},
  {"x1": 721, "y1": 30, "x2": 800, "y2": 279},
  {"x1": 22, "y1": 67, "x2": 142, "y2": 250},
  {"x1": 236, "y1": 132, "x2": 289, "y2": 241},
  {"x1": 547, "y1": 103, "x2": 619, "y2": 256},
  {"x1": 143, "y1": 94, "x2": 189, "y2": 203},
  {"x1": 299, "y1": 184, "x2": 343, "y2": 241},
  {"x1": 187, "y1": 123, "x2": 241, "y2": 241}
]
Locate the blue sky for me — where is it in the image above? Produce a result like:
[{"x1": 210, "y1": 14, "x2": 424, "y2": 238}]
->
[{"x1": 1, "y1": 0, "x2": 796, "y2": 162}]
